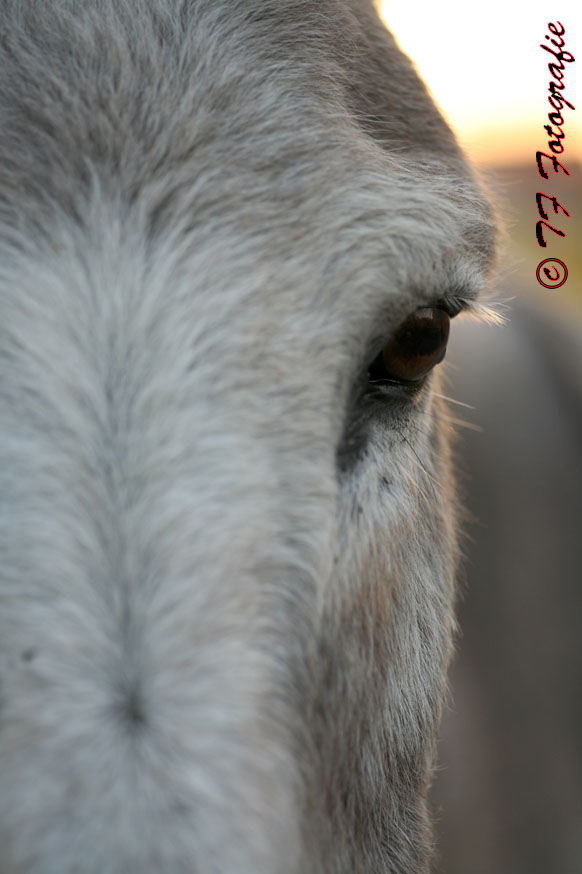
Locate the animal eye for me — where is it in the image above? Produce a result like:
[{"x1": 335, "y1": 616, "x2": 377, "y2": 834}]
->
[{"x1": 368, "y1": 307, "x2": 451, "y2": 386}]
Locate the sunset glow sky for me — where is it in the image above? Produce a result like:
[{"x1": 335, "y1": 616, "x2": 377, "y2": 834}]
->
[{"x1": 379, "y1": 1, "x2": 582, "y2": 166}]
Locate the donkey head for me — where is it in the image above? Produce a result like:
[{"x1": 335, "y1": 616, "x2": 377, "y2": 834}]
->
[{"x1": 0, "y1": 2, "x2": 495, "y2": 872}]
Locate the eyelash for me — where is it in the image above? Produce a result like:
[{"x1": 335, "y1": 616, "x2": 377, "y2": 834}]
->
[{"x1": 434, "y1": 295, "x2": 470, "y2": 318}]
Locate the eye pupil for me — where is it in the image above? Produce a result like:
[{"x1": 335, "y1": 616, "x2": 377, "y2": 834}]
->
[{"x1": 369, "y1": 307, "x2": 450, "y2": 386}]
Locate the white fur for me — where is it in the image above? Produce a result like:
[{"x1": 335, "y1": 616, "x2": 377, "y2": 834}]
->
[{"x1": 0, "y1": 2, "x2": 496, "y2": 872}]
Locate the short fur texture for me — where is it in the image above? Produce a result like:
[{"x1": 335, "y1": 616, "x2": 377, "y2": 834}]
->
[{"x1": 0, "y1": 2, "x2": 496, "y2": 872}]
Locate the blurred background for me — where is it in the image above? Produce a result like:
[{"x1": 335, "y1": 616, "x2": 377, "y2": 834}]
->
[{"x1": 379, "y1": 2, "x2": 582, "y2": 872}]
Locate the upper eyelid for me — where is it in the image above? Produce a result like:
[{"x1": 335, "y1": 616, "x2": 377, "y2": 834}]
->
[{"x1": 432, "y1": 295, "x2": 470, "y2": 318}]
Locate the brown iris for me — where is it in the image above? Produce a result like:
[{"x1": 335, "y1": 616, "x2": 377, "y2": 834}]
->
[{"x1": 368, "y1": 307, "x2": 450, "y2": 386}]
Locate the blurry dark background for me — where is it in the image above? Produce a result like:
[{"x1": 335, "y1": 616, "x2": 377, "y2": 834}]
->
[{"x1": 432, "y1": 161, "x2": 582, "y2": 874}]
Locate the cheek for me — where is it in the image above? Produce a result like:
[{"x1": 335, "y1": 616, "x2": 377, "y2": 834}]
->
[
  {"x1": 312, "y1": 424, "x2": 459, "y2": 829},
  {"x1": 333, "y1": 388, "x2": 459, "y2": 632}
]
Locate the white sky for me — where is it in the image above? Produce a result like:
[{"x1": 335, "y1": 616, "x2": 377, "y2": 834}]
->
[{"x1": 379, "y1": 0, "x2": 582, "y2": 164}]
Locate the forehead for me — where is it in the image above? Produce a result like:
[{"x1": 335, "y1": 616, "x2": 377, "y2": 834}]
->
[{"x1": 0, "y1": 1, "x2": 495, "y2": 324}]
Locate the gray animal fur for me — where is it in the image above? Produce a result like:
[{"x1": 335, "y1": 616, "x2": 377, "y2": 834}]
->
[{"x1": 0, "y1": 2, "x2": 496, "y2": 872}]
